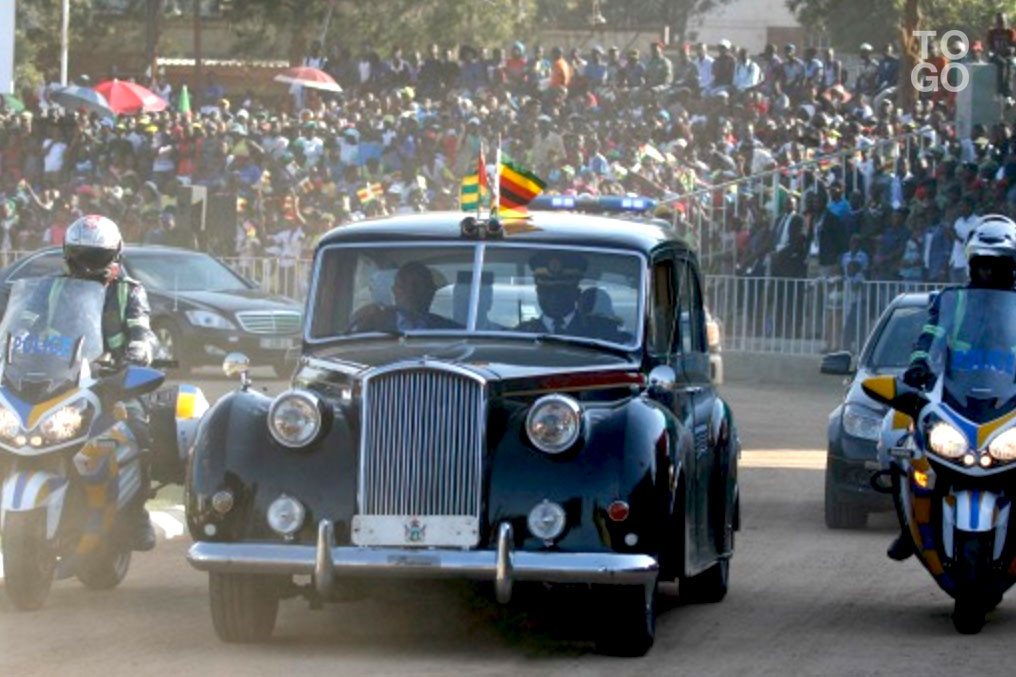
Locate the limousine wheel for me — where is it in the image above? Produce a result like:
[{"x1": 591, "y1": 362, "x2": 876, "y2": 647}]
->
[{"x1": 209, "y1": 573, "x2": 280, "y2": 643}]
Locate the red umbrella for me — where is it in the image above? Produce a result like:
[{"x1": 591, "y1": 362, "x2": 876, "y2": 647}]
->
[
  {"x1": 273, "y1": 66, "x2": 343, "y2": 93},
  {"x1": 93, "y1": 79, "x2": 167, "y2": 115}
]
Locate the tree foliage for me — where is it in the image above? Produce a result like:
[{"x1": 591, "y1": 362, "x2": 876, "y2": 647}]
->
[
  {"x1": 13, "y1": 0, "x2": 118, "y2": 88},
  {"x1": 224, "y1": 0, "x2": 539, "y2": 61},
  {"x1": 535, "y1": 0, "x2": 727, "y2": 41},
  {"x1": 787, "y1": 0, "x2": 1016, "y2": 53}
]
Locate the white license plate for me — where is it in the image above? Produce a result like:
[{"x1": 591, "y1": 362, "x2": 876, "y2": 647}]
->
[
  {"x1": 352, "y1": 515, "x2": 479, "y2": 548},
  {"x1": 258, "y1": 337, "x2": 295, "y2": 350}
]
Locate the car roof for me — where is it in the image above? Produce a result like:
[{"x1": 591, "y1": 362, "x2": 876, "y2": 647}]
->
[
  {"x1": 23, "y1": 244, "x2": 212, "y2": 258},
  {"x1": 316, "y1": 211, "x2": 691, "y2": 254}
]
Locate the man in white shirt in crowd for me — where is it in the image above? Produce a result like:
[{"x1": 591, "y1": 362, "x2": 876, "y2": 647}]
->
[
  {"x1": 948, "y1": 196, "x2": 980, "y2": 282},
  {"x1": 694, "y1": 42, "x2": 714, "y2": 94},
  {"x1": 733, "y1": 47, "x2": 762, "y2": 93}
]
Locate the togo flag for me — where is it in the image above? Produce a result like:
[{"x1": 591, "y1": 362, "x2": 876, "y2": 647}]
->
[
  {"x1": 357, "y1": 183, "x2": 382, "y2": 203},
  {"x1": 460, "y1": 174, "x2": 485, "y2": 211}
]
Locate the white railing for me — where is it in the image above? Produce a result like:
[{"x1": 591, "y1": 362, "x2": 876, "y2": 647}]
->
[
  {"x1": 219, "y1": 256, "x2": 314, "y2": 300},
  {"x1": 704, "y1": 275, "x2": 942, "y2": 356},
  {"x1": 665, "y1": 129, "x2": 938, "y2": 276}
]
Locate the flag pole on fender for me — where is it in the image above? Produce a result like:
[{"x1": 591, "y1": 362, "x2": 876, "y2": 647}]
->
[
  {"x1": 476, "y1": 144, "x2": 487, "y2": 220},
  {"x1": 491, "y1": 133, "x2": 502, "y2": 220}
]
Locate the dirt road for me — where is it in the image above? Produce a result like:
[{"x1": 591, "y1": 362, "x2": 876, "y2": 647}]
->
[{"x1": 0, "y1": 378, "x2": 1008, "y2": 676}]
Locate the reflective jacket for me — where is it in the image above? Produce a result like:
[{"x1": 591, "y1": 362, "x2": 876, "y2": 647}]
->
[{"x1": 100, "y1": 272, "x2": 158, "y2": 363}]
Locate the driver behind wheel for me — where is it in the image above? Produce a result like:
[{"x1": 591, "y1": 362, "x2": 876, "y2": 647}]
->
[{"x1": 63, "y1": 214, "x2": 160, "y2": 552}]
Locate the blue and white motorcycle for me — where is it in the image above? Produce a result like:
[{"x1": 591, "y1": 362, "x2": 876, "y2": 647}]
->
[{"x1": 0, "y1": 277, "x2": 207, "y2": 610}]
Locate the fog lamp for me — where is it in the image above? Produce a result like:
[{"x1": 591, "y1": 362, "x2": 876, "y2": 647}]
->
[
  {"x1": 267, "y1": 494, "x2": 305, "y2": 537},
  {"x1": 527, "y1": 499, "x2": 566, "y2": 542},
  {"x1": 211, "y1": 490, "x2": 234, "y2": 515}
]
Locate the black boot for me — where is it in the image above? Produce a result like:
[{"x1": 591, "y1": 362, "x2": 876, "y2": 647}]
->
[{"x1": 887, "y1": 531, "x2": 915, "y2": 561}]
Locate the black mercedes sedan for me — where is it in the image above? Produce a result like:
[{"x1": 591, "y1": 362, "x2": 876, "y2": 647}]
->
[
  {"x1": 0, "y1": 246, "x2": 302, "y2": 376},
  {"x1": 820, "y1": 292, "x2": 932, "y2": 528}
]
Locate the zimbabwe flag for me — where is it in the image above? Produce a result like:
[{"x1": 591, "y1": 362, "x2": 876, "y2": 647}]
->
[
  {"x1": 357, "y1": 183, "x2": 382, "y2": 203},
  {"x1": 499, "y1": 160, "x2": 546, "y2": 214}
]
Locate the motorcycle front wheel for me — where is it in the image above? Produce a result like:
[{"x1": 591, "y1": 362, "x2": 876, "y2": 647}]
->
[
  {"x1": 2, "y1": 511, "x2": 56, "y2": 611},
  {"x1": 76, "y1": 542, "x2": 132, "y2": 590}
]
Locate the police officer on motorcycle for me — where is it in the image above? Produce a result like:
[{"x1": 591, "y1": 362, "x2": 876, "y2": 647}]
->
[
  {"x1": 889, "y1": 214, "x2": 1016, "y2": 560},
  {"x1": 63, "y1": 214, "x2": 160, "y2": 551}
]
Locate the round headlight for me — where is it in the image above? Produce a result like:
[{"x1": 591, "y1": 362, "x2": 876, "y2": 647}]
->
[
  {"x1": 525, "y1": 394, "x2": 582, "y2": 454},
  {"x1": 268, "y1": 390, "x2": 323, "y2": 448},
  {"x1": 988, "y1": 427, "x2": 1016, "y2": 462},
  {"x1": 0, "y1": 407, "x2": 20, "y2": 440},
  {"x1": 267, "y1": 494, "x2": 305, "y2": 536},
  {"x1": 928, "y1": 422, "x2": 967, "y2": 459},
  {"x1": 39, "y1": 402, "x2": 87, "y2": 443}
]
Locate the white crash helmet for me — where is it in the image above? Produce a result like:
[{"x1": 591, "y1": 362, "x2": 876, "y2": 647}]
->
[
  {"x1": 965, "y1": 214, "x2": 1016, "y2": 263},
  {"x1": 64, "y1": 214, "x2": 123, "y2": 279}
]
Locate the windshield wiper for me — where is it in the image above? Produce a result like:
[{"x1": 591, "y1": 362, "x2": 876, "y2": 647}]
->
[{"x1": 532, "y1": 333, "x2": 633, "y2": 358}]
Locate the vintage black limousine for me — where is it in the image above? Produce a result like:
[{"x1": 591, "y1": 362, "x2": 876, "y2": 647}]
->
[{"x1": 185, "y1": 210, "x2": 740, "y2": 656}]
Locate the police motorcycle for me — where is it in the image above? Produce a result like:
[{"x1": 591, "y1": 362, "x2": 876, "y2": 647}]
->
[
  {"x1": 0, "y1": 277, "x2": 207, "y2": 610},
  {"x1": 863, "y1": 286, "x2": 1016, "y2": 633}
]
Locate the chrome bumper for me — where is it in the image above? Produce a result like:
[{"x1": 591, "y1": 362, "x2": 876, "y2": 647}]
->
[{"x1": 186, "y1": 519, "x2": 659, "y2": 604}]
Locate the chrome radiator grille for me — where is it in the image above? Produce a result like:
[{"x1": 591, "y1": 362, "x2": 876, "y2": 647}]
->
[
  {"x1": 235, "y1": 310, "x2": 302, "y2": 334},
  {"x1": 360, "y1": 367, "x2": 483, "y2": 516}
]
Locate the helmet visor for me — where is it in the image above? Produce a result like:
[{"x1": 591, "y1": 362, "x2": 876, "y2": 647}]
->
[{"x1": 65, "y1": 245, "x2": 118, "y2": 275}]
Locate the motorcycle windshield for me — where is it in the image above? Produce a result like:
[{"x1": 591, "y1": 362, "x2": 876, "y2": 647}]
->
[
  {"x1": 0, "y1": 277, "x2": 105, "y2": 399},
  {"x1": 929, "y1": 288, "x2": 1016, "y2": 420}
]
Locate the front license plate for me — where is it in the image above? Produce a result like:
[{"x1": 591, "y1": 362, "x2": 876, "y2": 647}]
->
[
  {"x1": 352, "y1": 515, "x2": 480, "y2": 548},
  {"x1": 258, "y1": 337, "x2": 295, "y2": 350}
]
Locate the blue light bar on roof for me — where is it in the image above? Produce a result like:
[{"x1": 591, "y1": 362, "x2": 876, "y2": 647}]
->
[{"x1": 529, "y1": 195, "x2": 657, "y2": 214}]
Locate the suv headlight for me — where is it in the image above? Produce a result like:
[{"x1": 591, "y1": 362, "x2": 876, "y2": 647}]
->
[
  {"x1": 185, "y1": 310, "x2": 237, "y2": 330},
  {"x1": 526, "y1": 394, "x2": 582, "y2": 454},
  {"x1": 988, "y1": 428, "x2": 1016, "y2": 462},
  {"x1": 268, "y1": 390, "x2": 324, "y2": 448},
  {"x1": 842, "y1": 403, "x2": 882, "y2": 441},
  {"x1": 928, "y1": 422, "x2": 967, "y2": 459},
  {"x1": 38, "y1": 400, "x2": 90, "y2": 443},
  {"x1": 0, "y1": 407, "x2": 20, "y2": 440}
]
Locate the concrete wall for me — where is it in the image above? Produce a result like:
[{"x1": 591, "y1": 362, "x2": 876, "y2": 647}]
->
[
  {"x1": 687, "y1": 0, "x2": 804, "y2": 54},
  {"x1": 723, "y1": 352, "x2": 830, "y2": 386}
]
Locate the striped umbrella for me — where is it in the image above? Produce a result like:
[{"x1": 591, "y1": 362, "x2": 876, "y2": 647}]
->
[
  {"x1": 93, "y1": 79, "x2": 167, "y2": 115},
  {"x1": 273, "y1": 66, "x2": 343, "y2": 93},
  {"x1": 48, "y1": 84, "x2": 114, "y2": 117}
]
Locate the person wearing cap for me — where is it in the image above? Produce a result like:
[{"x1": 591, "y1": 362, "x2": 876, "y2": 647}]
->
[
  {"x1": 712, "y1": 39, "x2": 735, "y2": 93},
  {"x1": 515, "y1": 251, "x2": 629, "y2": 343},
  {"x1": 646, "y1": 41, "x2": 673, "y2": 89},
  {"x1": 855, "y1": 43, "x2": 878, "y2": 95}
]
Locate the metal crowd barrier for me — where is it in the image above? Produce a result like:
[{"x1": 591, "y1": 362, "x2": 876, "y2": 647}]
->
[
  {"x1": 666, "y1": 129, "x2": 938, "y2": 276},
  {"x1": 704, "y1": 275, "x2": 942, "y2": 356}
]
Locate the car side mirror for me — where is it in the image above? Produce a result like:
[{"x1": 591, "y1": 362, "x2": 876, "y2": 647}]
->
[
  {"x1": 647, "y1": 365, "x2": 677, "y2": 397},
  {"x1": 223, "y1": 352, "x2": 251, "y2": 390},
  {"x1": 820, "y1": 351, "x2": 853, "y2": 375}
]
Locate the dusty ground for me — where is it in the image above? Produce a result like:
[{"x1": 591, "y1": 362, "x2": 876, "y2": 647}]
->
[{"x1": 0, "y1": 376, "x2": 1008, "y2": 676}]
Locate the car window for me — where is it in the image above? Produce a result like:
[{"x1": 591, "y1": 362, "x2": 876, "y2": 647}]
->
[
  {"x1": 126, "y1": 252, "x2": 250, "y2": 292},
  {"x1": 9, "y1": 253, "x2": 64, "y2": 281},
  {"x1": 867, "y1": 305, "x2": 928, "y2": 369},
  {"x1": 649, "y1": 257, "x2": 676, "y2": 356},
  {"x1": 678, "y1": 260, "x2": 706, "y2": 354}
]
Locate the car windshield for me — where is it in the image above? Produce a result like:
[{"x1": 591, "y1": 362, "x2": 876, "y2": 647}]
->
[
  {"x1": 308, "y1": 243, "x2": 644, "y2": 350},
  {"x1": 866, "y1": 305, "x2": 928, "y2": 369},
  {"x1": 127, "y1": 252, "x2": 250, "y2": 292}
]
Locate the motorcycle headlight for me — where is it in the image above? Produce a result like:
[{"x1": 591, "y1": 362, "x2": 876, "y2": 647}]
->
[
  {"x1": 988, "y1": 427, "x2": 1016, "y2": 462},
  {"x1": 928, "y1": 422, "x2": 968, "y2": 459},
  {"x1": 185, "y1": 310, "x2": 237, "y2": 330},
  {"x1": 38, "y1": 401, "x2": 89, "y2": 444},
  {"x1": 842, "y1": 403, "x2": 883, "y2": 441},
  {"x1": 268, "y1": 390, "x2": 323, "y2": 448},
  {"x1": 525, "y1": 394, "x2": 582, "y2": 454},
  {"x1": 0, "y1": 407, "x2": 20, "y2": 440}
]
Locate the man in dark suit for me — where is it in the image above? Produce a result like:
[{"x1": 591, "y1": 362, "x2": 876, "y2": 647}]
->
[
  {"x1": 350, "y1": 261, "x2": 460, "y2": 332},
  {"x1": 515, "y1": 252, "x2": 630, "y2": 343}
]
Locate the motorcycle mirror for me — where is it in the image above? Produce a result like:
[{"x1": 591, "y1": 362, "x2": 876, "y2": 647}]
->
[{"x1": 861, "y1": 375, "x2": 928, "y2": 419}]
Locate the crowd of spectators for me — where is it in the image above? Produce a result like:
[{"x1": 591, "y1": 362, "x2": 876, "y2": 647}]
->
[{"x1": 1, "y1": 14, "x2": 1016, "y2": 286}]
